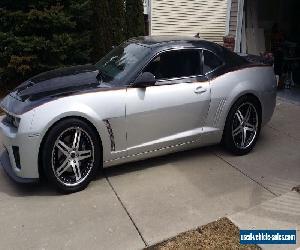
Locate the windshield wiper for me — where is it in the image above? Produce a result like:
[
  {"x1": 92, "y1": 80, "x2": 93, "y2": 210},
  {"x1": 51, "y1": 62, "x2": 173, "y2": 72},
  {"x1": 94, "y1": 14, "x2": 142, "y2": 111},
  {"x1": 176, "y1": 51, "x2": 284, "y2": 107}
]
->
[
  {"x1": 96, "y1": 70, "x2": 105, "y2": 83},
  {"x1": 96, "y1": 69, "x2": 113, "y2": 83}
]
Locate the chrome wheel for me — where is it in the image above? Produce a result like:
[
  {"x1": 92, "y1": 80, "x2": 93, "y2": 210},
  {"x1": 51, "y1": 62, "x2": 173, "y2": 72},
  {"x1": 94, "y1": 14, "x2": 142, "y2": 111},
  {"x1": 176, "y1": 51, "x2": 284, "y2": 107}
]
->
[
  {"x1": 51, "y1": 127, "x2": 94, "y2": 187},
  {"x1": 232, "y1": 102, "x2": 258, "y2": 150}
]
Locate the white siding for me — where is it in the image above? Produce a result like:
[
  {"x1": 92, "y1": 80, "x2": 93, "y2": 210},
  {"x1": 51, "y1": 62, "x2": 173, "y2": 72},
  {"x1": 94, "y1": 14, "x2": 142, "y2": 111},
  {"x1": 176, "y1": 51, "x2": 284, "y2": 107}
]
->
[{"x1": 151, "y1": 0, "x2": 228, "y2": 44}]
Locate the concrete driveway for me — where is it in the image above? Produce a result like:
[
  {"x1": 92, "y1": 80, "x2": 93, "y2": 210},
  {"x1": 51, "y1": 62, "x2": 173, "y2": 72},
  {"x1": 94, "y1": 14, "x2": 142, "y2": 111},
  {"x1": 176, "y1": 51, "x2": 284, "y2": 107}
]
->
[{"x1": 0, "y1": 97, "x2": 299, "y2": 250}]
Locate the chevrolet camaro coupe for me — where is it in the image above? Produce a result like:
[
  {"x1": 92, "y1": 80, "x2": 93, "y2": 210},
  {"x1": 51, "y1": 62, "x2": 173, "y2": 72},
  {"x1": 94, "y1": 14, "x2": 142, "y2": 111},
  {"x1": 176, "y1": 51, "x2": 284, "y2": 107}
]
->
[{"x1": 0, "y1": 36, "x2": 277, "y2": 193}]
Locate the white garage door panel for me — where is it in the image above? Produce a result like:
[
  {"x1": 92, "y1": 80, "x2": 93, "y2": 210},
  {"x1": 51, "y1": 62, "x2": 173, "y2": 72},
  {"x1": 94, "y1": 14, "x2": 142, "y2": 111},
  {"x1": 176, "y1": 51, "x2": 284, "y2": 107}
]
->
[{"x1": 151, "y1": 0, "x2": 228, "y2": 44}]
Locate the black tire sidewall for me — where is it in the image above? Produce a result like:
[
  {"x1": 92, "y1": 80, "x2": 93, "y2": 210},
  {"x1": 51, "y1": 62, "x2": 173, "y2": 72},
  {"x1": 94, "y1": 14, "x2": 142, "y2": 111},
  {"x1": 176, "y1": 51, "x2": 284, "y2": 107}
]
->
[
  {"x1": 223, "y1": 96, "x2": 262, "y2": 155},
  {"x1": 42, "y1": 118, "x2": 101, "y2": 193}
]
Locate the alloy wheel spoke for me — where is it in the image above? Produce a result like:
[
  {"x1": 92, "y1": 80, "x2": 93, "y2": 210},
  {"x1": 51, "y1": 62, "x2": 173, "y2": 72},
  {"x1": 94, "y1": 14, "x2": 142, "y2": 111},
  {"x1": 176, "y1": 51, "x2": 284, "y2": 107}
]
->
[
  {"x1": 241, "y1": 128, "x2": 247, "y2": 147},
  {"x1": 56, "y1": 140, "x2": 71, "y2": 156},
  {"x1": 244, "y1": 105, "x2": 252, "y2": 123},
  {"x1": 232, "y1": 126, "x2": 242, "y2": 137},
  {"x1": 244, "y1": 123, "x2": 256, "y2": 132},
  {"x1": 56, "y1": 157, "x2": 71, "y2": 176},
  {"x1": 72, "y1": 161, "x2": 82, "y2": 181},
  {"x1": 236, "y1": 110, "x2": 244, "y2": 125},
  {"x1": 77, "y1": 150, "x2": 92, "y2": 161},
  {"x1": 72, "y1": 129, "x2": 82, "y2": 150}
]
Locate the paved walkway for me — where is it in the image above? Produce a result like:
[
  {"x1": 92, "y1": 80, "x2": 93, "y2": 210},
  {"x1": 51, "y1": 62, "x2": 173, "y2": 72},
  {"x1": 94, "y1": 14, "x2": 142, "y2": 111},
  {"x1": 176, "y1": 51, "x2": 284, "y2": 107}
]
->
[
  {"x1": 230, "y1": 191, "x2": 300, "y2": 250},
  {"x1": 0, "y1": 97, "x2": 299, "y2": 250}
]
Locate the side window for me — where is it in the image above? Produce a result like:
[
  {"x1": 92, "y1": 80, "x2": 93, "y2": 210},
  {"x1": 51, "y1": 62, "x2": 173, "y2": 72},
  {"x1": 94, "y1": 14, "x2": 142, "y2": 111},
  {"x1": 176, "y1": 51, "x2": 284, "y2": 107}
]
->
[
  {"x1": 203, "y1": 50, "x2": 223, "y2": 74},
  {"x1": 144, "y1": 50, "x2": 201, "y2": 80}
]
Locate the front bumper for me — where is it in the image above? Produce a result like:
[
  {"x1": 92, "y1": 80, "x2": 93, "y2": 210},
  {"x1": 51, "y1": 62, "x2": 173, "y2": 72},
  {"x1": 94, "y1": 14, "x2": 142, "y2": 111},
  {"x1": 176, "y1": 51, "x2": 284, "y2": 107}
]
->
[
  {"x1": 0, "y1": 115, "x2": 41, "y2": 181},
  {"x1": 0, "y1": 149, "x2": 38, "y2": 183}
]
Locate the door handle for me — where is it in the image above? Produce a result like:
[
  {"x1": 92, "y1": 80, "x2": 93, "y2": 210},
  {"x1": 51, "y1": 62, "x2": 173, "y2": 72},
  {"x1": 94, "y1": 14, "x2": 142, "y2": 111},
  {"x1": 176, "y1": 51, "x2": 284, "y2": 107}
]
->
[{"x1": 194, "y1": 86, "x2": 207, "y2": 94}]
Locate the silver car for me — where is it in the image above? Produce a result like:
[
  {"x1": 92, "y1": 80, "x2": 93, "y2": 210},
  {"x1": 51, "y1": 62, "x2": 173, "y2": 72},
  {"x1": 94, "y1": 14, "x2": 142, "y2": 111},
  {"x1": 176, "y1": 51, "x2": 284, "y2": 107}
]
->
[{"x1": 0, "y1": 36, "x2": 277, "y2": 193}]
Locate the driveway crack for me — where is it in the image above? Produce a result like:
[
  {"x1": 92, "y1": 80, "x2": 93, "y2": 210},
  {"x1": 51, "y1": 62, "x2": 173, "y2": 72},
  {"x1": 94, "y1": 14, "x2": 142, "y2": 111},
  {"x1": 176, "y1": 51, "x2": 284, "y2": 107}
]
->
[
  {"x1": 266, "y1": 124, "x2": 300, "y2": 142},
  {"x1": 104, "y1": 174, "x2": 148, "y2": 247},
  {"x1": 213, "y1": 152, "x2": 278, "y2": 197}
]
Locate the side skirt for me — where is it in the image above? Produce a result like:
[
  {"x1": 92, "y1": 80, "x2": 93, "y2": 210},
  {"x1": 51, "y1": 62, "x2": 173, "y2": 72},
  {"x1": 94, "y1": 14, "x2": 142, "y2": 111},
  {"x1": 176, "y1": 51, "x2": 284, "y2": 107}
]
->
[{"x1": 103, "y1": 129, "x2": 223, "y2": 168}]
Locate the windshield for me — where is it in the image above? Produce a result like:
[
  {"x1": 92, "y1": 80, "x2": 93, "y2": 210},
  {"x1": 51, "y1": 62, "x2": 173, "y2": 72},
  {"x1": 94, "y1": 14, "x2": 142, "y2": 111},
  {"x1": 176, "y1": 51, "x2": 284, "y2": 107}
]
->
[{"x1": 95, "y1": 43, "x2": 151, "y2": 85}]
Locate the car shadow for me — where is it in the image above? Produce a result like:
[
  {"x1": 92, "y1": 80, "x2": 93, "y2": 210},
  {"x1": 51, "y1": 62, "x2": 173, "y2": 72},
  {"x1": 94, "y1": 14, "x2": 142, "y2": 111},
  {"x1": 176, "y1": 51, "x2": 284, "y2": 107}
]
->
[
  {"x1": 0, "y1": 144, "x2": 222, "y2": 197},
  {"x1": 0, "y1": 131, "x2": 272, "y2": 201},
  {"x1": 101, "y1": 145, "x2": 219, "y2": 178},
  {"x1": 107, "y1": 131, "x2": 275, "y2": 177},
  {"x1": 0, "y1": 175, "x2": 58, "y2": 197},
  {"x1": 0, "y1": 128, "x2": 271, "y2": 198}
]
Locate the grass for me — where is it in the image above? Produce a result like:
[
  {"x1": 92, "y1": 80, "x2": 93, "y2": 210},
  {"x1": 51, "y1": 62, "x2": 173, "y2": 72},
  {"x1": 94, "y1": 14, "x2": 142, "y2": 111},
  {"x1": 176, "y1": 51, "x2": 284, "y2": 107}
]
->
[{"x1": 146, "y1": 218, "x2": 261, "y2": 250}]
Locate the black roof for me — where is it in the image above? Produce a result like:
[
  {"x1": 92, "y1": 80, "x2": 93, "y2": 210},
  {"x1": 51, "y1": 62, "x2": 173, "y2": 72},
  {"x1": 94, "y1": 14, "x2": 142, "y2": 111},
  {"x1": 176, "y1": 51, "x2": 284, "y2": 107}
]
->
[
  {"x1": 128, "y1": 35, "x2": 224, "y2": 54},
  {"x1": 130, "y1": 35, "x2": 202, "y2": 44}
]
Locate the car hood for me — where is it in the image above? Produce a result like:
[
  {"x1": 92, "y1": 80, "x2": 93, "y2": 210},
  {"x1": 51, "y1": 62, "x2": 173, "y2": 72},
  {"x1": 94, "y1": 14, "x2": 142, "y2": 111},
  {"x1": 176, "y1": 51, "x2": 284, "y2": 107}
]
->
[{"x1": 13, "y1": 64, "x2": 105, "y2": 101}]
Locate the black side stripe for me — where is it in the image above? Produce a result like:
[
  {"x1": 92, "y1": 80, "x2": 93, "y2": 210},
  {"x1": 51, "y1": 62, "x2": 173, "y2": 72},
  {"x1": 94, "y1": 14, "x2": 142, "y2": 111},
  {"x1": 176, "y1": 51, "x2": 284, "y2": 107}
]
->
[{"x1": 103, "y1": 119, "x2": 116, "y2": 151}]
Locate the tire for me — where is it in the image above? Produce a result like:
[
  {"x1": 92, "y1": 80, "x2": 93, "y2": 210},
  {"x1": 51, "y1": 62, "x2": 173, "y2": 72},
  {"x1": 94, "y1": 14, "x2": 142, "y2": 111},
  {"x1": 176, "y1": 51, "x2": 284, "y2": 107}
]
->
[
  {"x1": 42, "y1": 118, "x2": 101, "y2": 193},
  {"x1": 223, "y1": 96, "x2": 261, "y2": 155}
]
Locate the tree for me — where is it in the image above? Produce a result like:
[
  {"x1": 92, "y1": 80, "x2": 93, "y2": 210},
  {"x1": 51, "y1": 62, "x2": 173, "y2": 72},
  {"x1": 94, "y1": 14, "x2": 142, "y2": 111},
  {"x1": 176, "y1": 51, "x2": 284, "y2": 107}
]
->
[
  {"x1": 0, "y1": 0, "x2": 92, "y2": 87},
  {"x1": 90, "y1": 0, "x2": 127, "y2": 62},
  {"x1": 125, "y1": 0, "x2": 145, "y2": 39},
  {"x1": 0, "y1": 0, "x2": 134, "y2": 88},
  {"x1": 90, "y1": 0, "x2": 113, "y2": 63},
  {"x1": 109, "y1": 0, "x2": 125, "y2": 46}
]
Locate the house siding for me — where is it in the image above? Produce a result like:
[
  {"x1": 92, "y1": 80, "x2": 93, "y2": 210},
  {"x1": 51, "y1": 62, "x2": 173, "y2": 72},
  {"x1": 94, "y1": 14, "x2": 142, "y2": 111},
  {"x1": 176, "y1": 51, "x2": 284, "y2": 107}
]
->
[{"x1": 150, "y1": 0, "x2": 228, "y2": 44}]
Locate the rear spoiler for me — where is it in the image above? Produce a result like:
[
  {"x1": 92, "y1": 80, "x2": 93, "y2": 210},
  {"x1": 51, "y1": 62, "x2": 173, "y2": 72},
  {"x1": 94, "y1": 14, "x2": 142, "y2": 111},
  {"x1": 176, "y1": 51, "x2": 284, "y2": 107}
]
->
[{"x1": 237, "y1": 53, "x2": 274, "y2": 66}]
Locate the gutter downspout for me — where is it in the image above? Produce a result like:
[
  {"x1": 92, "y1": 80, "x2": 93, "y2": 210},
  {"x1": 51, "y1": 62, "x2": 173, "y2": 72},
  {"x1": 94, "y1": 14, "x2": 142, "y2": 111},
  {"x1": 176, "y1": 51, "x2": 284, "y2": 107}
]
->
[
  {"x1": 149, "y1": 0, "x2": 152, "y2": 35},
  {"x1": 225, "y1": 0, "x2": 232, "y2": 36},
  {"x1": 235, "y1": 0, "x2": 244, "y2": 52}
]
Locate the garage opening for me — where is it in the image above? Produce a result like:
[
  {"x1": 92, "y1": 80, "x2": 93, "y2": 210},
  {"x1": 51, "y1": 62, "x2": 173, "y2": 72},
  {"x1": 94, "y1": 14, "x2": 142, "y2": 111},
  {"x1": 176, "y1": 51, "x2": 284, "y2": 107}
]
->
[{"x1": 239, "y1": 0, "x2": 300, "y2": 100}]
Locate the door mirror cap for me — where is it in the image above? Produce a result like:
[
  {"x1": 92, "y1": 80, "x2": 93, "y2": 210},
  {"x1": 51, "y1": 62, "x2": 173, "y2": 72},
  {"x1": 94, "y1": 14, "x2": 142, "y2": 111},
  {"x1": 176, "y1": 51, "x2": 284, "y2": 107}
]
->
[{"x1": 133, "y1": 72, "x2": 156, "y2": 88}]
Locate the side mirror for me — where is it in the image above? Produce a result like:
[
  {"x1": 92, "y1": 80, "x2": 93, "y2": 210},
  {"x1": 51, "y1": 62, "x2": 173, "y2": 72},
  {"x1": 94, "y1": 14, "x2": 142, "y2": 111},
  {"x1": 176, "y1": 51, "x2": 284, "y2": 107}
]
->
[{"x1": 133, "y1": 72, "x2": 156, "y2": 88}]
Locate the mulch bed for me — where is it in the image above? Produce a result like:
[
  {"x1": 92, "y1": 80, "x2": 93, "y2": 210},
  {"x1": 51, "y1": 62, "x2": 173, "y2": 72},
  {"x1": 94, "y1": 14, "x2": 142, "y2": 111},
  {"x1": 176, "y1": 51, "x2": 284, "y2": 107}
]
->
[{"x1": 146, "y1": 218, "x2": 261, "y2": 250}]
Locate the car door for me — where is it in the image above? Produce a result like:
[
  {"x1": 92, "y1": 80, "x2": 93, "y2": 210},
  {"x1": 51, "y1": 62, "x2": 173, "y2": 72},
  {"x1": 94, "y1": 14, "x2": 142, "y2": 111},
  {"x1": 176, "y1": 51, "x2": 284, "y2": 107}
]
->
[{"x1": 125, "y1": 48, "x2": 211, "y2": 155}]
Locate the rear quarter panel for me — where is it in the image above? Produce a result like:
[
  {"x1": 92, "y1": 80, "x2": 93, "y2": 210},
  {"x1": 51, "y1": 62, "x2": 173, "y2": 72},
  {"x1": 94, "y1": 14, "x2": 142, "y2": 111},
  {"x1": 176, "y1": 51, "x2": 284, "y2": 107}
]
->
[{"x1": 205, "y1": 66, "x2": 277, "y2": 131}]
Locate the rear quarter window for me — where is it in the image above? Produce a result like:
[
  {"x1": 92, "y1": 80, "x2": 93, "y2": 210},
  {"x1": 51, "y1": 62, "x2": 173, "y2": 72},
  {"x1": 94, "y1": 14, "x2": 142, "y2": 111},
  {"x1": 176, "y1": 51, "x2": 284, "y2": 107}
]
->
[{"x1": 203, "y1": 50, "x2": 223, "y2": 74}]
